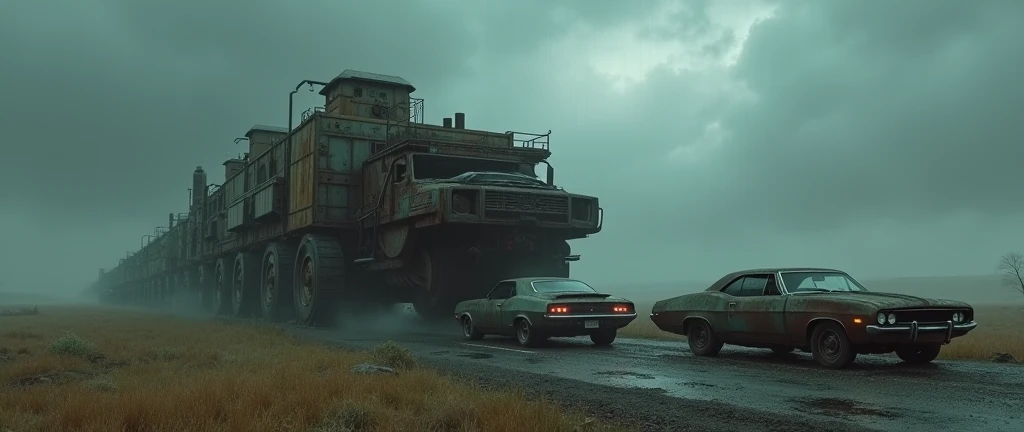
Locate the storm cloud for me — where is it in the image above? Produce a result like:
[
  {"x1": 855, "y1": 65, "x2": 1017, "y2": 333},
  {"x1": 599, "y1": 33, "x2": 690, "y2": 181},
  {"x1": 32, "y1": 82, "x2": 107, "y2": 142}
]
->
[{"x1": 1, "y1": 0, "x2": 1022, "y2": 295}]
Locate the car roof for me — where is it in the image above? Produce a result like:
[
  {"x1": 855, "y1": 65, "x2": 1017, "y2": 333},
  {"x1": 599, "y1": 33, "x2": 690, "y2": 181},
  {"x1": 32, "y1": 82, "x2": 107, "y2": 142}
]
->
[
  {"x1": 705, "y1": 267, "x2": 847, "y2": 292},
  {"x1": 499, "y1": 276, "x2": 580, "y2": 284}
]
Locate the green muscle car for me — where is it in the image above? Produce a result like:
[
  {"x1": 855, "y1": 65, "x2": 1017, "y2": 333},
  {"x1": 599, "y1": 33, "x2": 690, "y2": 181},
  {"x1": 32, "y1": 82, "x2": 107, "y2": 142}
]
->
[
  {"x1": 454, "y1": 277, "x2": 638, "y2": 347},
  {"x1": 649, "y1": 268, "x2": 979, "y2": 369}
]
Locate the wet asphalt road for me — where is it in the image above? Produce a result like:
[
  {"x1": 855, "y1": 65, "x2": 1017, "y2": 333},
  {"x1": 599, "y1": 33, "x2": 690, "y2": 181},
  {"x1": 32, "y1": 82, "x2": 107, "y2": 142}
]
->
[{"x1": 281, "y1": 312, "x2": 1024, "y2": 432}]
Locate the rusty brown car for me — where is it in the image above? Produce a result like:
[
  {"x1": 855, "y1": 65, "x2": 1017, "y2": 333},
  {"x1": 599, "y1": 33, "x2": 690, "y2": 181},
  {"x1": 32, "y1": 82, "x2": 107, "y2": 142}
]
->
[{"x1": 649, "y1": 268, "x2": 978, "y2": 369}]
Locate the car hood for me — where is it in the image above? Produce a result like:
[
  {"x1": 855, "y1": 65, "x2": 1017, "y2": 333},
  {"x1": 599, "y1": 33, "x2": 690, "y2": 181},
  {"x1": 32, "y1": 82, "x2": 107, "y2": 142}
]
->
[
  {"x1": 530, "y1": 292, "x2": 631, "y2": 303},
  {"x1": 793, "y1": 291, "x2": 972, "y2": 310}
]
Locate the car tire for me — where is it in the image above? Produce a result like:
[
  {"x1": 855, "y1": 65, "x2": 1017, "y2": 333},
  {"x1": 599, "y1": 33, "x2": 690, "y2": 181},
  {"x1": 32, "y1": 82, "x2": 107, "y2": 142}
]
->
[
  {"x1": 515, "y1": 318, "x2": 542, "y2": 347},
  {"x1": 895, "y1": 344, "x2": 941, "y2": 364},
  {"x1": 461, "y1": 315, "x2": 483, "y2": 341},
  {"x1": 686, "y1": 319, "x2": 723, "y2": 356},
  {"x1": 810, "y1": 321, "x2": 857, "y2": 369},
  {"x1": 590, "y1": 329, "x2": 617, "y2": 346}
]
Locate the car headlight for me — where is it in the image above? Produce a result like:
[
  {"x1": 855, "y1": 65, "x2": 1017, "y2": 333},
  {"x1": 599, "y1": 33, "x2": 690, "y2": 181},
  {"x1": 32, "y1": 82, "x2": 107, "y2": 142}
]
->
[
  {"x1": 953, "y1": 312, "x2": 963, "y2": 323},
  {"x1": 887, "y1": 313, "x2": 896, "y2": 325},
  {"x1": 876, "y1": 312, "x2": 886, "y2": 325}
]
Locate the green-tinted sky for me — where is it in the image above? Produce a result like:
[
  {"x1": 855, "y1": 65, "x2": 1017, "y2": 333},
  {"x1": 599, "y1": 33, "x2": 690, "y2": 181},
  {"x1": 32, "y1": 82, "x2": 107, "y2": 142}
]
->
[{"x1": 2, "y1": 0, "x2": 1022, "y2": 295}]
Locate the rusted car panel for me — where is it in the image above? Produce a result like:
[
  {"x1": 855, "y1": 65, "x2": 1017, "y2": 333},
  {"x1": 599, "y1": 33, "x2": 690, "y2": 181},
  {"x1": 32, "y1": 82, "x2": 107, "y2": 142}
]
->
[
  {"x1": 453, "y1": 277, "x2": 636, "y2": 347},
  {"x1": 650, "y1": 267, "x2": 978, "y2": 369}
]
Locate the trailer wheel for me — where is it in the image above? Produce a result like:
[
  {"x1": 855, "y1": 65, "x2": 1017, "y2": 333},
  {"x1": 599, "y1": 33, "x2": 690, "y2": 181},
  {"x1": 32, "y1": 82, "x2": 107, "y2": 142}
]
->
[
  {"x1": 261, "y1": 242, "x2": 297, "y2": 322},
  {"x1": 197, "y1": 263, "x2": 215, "y2": 314},
  {"x1": 232, "y1": 251, "x2": 261, "y2": 318},
  {"x1": 213, "y1": 258, "x2": 231, "y2": 316},
  {"x1": 293, "y1": 234, "x2": 346, "y2": 327},
  {"x1": 153, "y1": 278, "x2": 162, "y2": 309},
  {"x1": 411, "y1": 246, "x2": 464, "y2": 321},
  {"x1": 165, "y1": 274, "x2": 176, "y2": 309},
  {"x1": 182, "y1": 267, "x2": 198, "y2": 311}
]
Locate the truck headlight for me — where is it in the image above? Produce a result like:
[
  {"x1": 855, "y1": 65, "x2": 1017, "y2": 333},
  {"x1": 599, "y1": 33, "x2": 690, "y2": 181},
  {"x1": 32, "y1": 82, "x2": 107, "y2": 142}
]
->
[
  {"x1": 571, "y1": 198, "x2": 593, "y2": 221},
  {"x1": 451, "y1": 190, "x2": 477, "y2": 215}
]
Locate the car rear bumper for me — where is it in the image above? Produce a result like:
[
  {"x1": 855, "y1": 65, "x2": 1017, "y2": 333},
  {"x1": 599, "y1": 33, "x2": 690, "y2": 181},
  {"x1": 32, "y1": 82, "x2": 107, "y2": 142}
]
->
[
  {"x1": 865, "y1": 320, "x2": 977, "y2": 344},
  {"x1": 536, "y1": 313, "x2": 637, "y2": 335}
]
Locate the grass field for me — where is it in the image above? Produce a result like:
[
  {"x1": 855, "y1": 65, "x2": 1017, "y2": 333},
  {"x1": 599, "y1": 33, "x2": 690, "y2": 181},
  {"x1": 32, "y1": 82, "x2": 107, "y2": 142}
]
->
[
  {"x1": 0, "y1": 306, "x2": 622, "y2": 432},
  {"x1": 618, "y1": 302, "x2": 1024, "y2": 361}
]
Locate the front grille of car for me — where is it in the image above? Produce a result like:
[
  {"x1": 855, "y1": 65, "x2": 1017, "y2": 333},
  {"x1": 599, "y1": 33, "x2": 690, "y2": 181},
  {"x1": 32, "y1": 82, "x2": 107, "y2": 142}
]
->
[{"x1": 893, "y1": 308, "x2": 968, "y2": 324}]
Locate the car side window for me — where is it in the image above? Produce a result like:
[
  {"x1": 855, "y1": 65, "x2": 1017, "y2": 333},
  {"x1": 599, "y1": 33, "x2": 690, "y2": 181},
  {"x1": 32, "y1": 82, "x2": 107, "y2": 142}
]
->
[
  {"x1": 764, "y1": 274, "x2": 781, "y2": 296},
  {"x1": 487, "y1": 282, "x2": 515, "y2": 300},
  {"x1": 740, "y1": 275, "x2": 769, "y2": 297},
  {"x1": 722, "y1": 278, "x2": 745, "y2": 296}
]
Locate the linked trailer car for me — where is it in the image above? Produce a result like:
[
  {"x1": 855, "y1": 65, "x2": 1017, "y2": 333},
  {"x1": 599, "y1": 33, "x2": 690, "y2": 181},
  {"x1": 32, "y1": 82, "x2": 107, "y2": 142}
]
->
[{"x1": 94, "y1": 69, "x2": 604, "y2": 327}]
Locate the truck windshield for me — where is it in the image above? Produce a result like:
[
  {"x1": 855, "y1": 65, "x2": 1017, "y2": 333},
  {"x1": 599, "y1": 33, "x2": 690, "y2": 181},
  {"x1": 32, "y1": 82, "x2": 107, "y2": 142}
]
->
[
  {"x1": 531, "y1": 279, "x2": 597, "y2": 293},
  {"x1": 412, "y1": 154, "x2": 535, "y2": 180},
  {"x1": 780, "y1": 271, "x2": 868, "y2": 293}
]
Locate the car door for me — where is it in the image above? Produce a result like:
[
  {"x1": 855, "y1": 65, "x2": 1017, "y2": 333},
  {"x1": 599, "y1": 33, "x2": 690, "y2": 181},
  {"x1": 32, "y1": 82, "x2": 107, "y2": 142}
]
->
[
  {"x1": 726, "y1": 273, "x2": 788, "y2": 343},
  {"x1": 478, "y1": 281, "x2": 515, "y2": 332}
]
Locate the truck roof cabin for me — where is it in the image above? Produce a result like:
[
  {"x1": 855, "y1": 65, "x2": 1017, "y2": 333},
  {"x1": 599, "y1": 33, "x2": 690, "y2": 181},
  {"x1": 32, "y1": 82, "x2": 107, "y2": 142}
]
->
[
  {"x1": 319, "y1": 69, "x2": 417, "y2": 119},
  {"x1": 244, "y1": 124, "x2": 288, "y2": 159}
]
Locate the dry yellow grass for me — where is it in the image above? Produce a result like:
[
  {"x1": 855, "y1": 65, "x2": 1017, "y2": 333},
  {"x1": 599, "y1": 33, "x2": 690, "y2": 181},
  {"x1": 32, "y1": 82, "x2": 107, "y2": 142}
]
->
[
  {"x1": 619, "y1": 302, "x2": 1024, "y2": 361},
  {"x1": 0, "y1": 305, "x2": 625, "y2": 432}
]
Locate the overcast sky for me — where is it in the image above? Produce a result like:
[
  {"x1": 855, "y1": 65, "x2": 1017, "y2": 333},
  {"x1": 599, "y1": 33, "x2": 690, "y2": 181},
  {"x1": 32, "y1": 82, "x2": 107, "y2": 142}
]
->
[{"x1": 2, "y1": 0, "x2": 1023, "y2": 295}]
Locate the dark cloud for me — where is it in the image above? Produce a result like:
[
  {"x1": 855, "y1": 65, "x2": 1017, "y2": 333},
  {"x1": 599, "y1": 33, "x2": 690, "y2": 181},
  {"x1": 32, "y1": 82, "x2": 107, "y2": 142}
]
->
[
  {"x1": 1, "y1": 0, "x2": 1021, "y2": 294},
  {"x1": 694, "y1": 0, "x2": 1024, "y2": 231}
]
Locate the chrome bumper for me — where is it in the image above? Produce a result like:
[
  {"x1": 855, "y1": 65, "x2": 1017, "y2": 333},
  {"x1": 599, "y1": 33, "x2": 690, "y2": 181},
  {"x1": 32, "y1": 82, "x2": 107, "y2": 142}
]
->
[{"x1": 865, "y1": 320, "x2": 977, "y2": 344}]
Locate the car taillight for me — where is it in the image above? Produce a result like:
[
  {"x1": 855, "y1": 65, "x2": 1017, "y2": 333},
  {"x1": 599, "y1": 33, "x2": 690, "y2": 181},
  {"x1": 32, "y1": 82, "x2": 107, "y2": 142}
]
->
[
  {"x1": 548, "y1": 304, "x2": 569, "y2": 313},
  {"x1": 612, "y1": 305, "x2": 632, "y2": 313}
]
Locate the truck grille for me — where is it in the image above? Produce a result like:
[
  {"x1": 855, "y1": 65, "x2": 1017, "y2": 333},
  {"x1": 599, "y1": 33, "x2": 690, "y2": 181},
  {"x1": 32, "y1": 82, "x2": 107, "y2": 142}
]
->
[
  {"x1": 484, "y1": 191, "x2": 568, "y2": 222},
  {"x1": 893, "y1": 308, "x2": 966, "y2": 324}
]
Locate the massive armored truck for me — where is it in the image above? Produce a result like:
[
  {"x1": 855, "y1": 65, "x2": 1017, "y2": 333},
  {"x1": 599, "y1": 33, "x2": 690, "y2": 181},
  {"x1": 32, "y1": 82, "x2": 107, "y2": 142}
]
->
[{"x1": 94, "y1": 69, "x2": 604, "y2": 326}]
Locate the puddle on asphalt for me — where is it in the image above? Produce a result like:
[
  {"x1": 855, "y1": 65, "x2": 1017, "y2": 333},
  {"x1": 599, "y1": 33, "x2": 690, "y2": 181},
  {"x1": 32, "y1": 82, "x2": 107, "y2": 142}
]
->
[
  {"x1": 791, "y1": 397, "x2": 900, "y2": 419},
  {"x1": 456, "y1": 352, "x2": 494, "y2": 360},
  {"x1": 593, "y1": 370, "x2": 716, "y2": 400}
]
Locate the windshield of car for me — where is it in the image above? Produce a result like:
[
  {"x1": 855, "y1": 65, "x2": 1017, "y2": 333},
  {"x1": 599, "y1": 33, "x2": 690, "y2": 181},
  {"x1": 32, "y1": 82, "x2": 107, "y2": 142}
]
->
[
  {"x1": 412, "y1": 154, "x2": 540, "y2": 184},
  {"x1": 780, "y1": 271, "x2": 868, "y2": 293},
  {"x1": 449, "y1": 171, "x2": 548, "y2": 187},
  {"x1": 531, "y1": 279, "x2": 597, "y2": 294}
]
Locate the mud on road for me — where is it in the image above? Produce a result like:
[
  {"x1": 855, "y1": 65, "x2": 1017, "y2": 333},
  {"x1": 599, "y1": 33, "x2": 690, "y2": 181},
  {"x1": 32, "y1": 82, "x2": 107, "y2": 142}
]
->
[{"x1": 280, "y1": 310, "x2": 1024, "y2": 432}]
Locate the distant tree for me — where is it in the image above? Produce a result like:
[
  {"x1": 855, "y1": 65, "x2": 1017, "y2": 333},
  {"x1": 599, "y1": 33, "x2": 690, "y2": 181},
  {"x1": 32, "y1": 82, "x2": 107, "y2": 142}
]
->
[{"x1": 997, "y1": 252, "x2": 1024, "y2": 296}]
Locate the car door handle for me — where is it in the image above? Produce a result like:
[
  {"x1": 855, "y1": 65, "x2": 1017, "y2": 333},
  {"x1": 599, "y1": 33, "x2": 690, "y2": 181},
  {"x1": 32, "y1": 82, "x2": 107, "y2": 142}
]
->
[
  {"x1": 728, "y1": 302, "x2": 736, "y2": 307},
  {"x1": 496, "y1": 303, "x2": 503, "y2": 308}
]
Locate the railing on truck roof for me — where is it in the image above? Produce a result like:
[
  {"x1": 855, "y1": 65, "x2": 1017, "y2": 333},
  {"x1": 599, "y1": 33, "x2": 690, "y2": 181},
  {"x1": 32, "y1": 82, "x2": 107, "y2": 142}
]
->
[
  {"x1": 301, "y1": 106, "x2": 325, "y2": 123},
  {"x1": 507, "y1": 130, "x2": 551, "y2": 150}
]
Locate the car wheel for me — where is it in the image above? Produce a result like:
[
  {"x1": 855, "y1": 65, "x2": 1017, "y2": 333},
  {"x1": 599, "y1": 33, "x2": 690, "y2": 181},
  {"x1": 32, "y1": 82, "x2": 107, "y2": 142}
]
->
[
  {"x1": 515, "y1": 318, "x2": 541, "y2": 347},
  {"x1": 686, "y1": 319, "x2": 723, "y2": 356},
  {"x1": 590, "y1": 329, "x2": 617, "y2": 346},
  {"x1": 895, "y1": 344, "x2": 941, "y2": 364},
  {"x1": 810, "y1": 321, "x2": 857, "y2": 369},
  {"x1": 461, "y1": 315, "x2": 483, "y2": 341}
]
